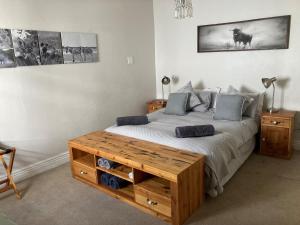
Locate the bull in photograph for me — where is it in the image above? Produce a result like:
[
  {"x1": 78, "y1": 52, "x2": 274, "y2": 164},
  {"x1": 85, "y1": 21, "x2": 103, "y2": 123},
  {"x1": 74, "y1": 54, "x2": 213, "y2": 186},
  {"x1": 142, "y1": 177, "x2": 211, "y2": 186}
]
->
[{"x1": 230, "y1": 28, "x2": 253, "y2": 48}]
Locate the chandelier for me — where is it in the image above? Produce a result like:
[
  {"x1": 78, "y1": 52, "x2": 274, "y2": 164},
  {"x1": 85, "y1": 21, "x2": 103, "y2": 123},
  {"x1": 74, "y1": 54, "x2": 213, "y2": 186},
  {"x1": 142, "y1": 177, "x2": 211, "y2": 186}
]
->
[{"x1": 174, "y1": 0, "x2": 193, "y2": 19}]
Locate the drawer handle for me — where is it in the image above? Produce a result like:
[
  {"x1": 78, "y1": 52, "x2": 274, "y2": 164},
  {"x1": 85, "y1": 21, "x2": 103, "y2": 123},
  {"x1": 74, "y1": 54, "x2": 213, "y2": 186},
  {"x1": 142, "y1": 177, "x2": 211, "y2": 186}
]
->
[
  {"x1": 80, "y1": 170, "x2": 88, "y2": 175},
  {"x1": 272, "y1": 121, "x2": 280, "y2": 125},
  {"x1": 262, "y1": 137, "x2": 266, "y2": 142},
  {"x1": 147, "y1": 199, "x2": 158, "y2": 206}
]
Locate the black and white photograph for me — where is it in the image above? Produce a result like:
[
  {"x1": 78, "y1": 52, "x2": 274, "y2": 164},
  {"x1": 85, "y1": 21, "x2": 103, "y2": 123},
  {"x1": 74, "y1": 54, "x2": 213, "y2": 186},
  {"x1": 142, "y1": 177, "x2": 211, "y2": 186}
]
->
[
  {"x1": 38, "y1": 31, "x2": 64, "y2": 65},
  {"x1": 0, "y1": 29, "x2": 16, "y2": 68},
  {"x1": 197, "y1": 15, "x2": 291, "y2": 52},
  {"x1": 61, "y1": 32, "x2": 98, "y2": 64},
  {"x1": 11, "y1": 29, "x2": 41, "y2": 66}
]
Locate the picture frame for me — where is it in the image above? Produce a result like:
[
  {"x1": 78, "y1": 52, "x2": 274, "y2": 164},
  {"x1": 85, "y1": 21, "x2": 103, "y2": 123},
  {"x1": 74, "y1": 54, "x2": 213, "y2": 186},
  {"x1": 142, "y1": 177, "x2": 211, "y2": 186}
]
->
[
  {"x1": 197, "y1": 15, "x2": 291, "y2": 53},
  {"x1": 0, "y1": 27, "x2": 99, "y2": 69}
]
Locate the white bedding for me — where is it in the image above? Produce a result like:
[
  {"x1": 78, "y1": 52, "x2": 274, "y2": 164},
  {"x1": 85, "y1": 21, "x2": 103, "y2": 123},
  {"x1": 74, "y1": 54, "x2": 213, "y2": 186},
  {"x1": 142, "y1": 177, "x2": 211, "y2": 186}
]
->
[{"x1": 106, "y1": 110, "x2": 258, "y2": 197}]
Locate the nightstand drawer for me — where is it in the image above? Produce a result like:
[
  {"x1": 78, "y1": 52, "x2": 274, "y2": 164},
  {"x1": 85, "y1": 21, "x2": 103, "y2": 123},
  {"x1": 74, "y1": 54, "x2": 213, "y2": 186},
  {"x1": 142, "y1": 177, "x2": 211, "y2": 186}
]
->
[
  {"x1": 147, "y1": 104, "x2": 164, "y2": 113},
  {"x1": 262, "y1": 117, "x2": 290, "y2": 127},
  {"x1": 73, "y1": 163, "x2": 97, "y2": 184},
  {"x1": 147, "y1": 100, "x2": 167, "y2": 113},
  {"x1": 134, "y1": 187, "x2": 171, "y2": 217}
]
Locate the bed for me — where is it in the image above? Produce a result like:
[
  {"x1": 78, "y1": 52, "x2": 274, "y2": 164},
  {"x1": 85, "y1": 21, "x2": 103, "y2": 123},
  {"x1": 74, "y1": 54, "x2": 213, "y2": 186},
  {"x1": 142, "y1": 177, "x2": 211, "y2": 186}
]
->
[{"x1": 106, "y1": 109, "x2": 258, "y2": 197}]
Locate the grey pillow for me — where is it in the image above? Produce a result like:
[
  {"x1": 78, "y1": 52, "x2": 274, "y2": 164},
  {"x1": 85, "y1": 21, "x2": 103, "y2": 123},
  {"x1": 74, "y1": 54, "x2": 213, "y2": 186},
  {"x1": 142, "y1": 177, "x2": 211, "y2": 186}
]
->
[
  {"x1": 214, "y1": 95, "x2": 246, "y2": 121},
  {"x1": 193, "y1": 91, "x2": 211, "y2": 112},
  {"x1": 176, "y1": 81, "x2": 201, "y2": 110},
  {"x1": 227, "y1": 85, "x2": 265, "y2": 119},
  {"x1": 194, "y1": 88, "x2": 221, "y2": 110},
  {"x1": 164, "y1": 93, "x2": 189, "y2": 116},
  {"x1": 227, "y1": 86, "x2": 255, "y2": 114}
]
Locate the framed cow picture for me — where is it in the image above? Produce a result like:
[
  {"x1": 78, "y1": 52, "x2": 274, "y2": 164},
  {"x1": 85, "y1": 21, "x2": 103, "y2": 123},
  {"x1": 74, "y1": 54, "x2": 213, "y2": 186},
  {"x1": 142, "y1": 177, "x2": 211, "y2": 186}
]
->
[{"x1": 197, "y1": 15, "x2": 291, "y2": 53}]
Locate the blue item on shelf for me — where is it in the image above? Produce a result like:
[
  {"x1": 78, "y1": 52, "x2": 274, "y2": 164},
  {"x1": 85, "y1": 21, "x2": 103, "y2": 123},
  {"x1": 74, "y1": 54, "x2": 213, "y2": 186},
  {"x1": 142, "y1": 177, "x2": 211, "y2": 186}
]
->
[
  {"x1": 109, "y1": 175, "x2": 128, "y2": 189},
  {"x1": 98, "y1": 158, "x2": 119, "y2": 170},
  {"x1": 100, "y1": 173, "x2": 112, "y2": 186}
]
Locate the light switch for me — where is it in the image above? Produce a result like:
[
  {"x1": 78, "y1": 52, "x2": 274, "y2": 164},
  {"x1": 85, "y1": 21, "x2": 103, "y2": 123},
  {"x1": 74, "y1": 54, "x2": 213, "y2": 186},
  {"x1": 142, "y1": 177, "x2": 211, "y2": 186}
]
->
[{"x1": 127, "y1": 56, "x2": 134, "y2": 65}]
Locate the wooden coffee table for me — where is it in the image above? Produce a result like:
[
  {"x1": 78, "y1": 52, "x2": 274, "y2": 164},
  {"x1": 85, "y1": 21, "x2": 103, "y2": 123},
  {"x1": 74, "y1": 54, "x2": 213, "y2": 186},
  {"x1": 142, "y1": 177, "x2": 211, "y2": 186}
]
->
[{"x1": 69, "y1": 131, "x2": 205, "y2": 225}]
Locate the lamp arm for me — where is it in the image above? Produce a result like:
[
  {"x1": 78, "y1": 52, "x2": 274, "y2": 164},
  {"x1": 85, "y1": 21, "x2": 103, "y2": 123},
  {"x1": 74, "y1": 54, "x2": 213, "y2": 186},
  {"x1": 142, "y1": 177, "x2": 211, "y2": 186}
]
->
[{"x1": 271, "y1": 82, "x2": 275, "y2": 113}]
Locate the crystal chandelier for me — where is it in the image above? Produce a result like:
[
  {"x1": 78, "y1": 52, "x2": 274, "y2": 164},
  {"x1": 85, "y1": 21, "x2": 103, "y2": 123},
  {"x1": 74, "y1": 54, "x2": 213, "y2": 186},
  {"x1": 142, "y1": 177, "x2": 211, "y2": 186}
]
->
[{"x1": 174, "y1": 0, "x2": 193, "y2": 19}]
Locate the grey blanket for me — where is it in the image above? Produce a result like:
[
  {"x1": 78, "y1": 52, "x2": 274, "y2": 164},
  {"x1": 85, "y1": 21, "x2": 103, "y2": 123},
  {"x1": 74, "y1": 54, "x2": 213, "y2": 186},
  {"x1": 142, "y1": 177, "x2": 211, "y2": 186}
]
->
[{"x1": 106, "y1": 110, "x2": 258, "y2": 197}]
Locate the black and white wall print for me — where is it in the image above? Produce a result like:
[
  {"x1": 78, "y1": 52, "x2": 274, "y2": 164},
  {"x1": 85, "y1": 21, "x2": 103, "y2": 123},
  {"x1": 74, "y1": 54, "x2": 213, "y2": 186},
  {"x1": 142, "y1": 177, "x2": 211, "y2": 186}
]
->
[
  {"x1": 0, "y1": 29, "x2": 16, "y2": 68},
  {"x1": 197, "y1": 15, "x2": 291, "y2": 52},
  {"x1": 11, "y1": 29, "x2": 41, "y2": 66},
  {"x1": 0, "y1": 27, "x2": 98, "y2": 69},
  {"x1": 38, "y1": 31, "x2": 63, "y2": 65},
  {"x1": 61, "y1": 32, "x2": 98, "y2": 64}
]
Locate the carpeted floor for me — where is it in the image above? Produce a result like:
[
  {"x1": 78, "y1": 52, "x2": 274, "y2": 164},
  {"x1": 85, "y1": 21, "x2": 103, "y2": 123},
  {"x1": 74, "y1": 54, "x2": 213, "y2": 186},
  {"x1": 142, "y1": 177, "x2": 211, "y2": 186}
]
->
[
  {"x1": 0, "y1": 213, "x2": 16, "y2": 225},
  {"x1": 0, "y1": 152, "x2": 300, "y2": 225}
]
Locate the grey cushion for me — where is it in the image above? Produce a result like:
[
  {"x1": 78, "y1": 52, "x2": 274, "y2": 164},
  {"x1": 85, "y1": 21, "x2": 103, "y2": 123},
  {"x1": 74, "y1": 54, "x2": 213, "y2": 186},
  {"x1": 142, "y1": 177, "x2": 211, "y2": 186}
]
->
[
  {"x1": 227, "y1": 86, "x2": 255, "y2": 114},
  {"x1": 226, "y1": 85, "x2": 265, "y2": 119},
  {"x1": 192, "y1": 91, "x2": 211, "y2": 112},
  {"x1": 194, "y1": 88, "x2": 221, "y2": 110},
  {"x1": 176, "y1": 81, "x2": 201, "y2": 110},
  {"x1": 164, "y1": 93, "x2": 189, "y2": 116},
  {"x1": 214, "y1": 95, "x2": 245, "y2": 121}
]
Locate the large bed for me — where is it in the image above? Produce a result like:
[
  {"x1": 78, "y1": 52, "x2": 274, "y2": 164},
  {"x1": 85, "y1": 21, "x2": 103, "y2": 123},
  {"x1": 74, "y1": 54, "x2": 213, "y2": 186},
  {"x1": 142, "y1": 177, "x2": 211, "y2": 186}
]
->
[{"x1": 106, "y1": 109, "x2": 258, "y2": 197}]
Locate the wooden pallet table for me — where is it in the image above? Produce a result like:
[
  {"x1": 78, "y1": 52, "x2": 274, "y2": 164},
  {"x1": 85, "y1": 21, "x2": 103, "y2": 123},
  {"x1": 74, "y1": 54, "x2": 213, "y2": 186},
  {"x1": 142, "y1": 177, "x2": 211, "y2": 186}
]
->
[{"x1": 69, "y1": 131, "x2": 205, "y2": 225}]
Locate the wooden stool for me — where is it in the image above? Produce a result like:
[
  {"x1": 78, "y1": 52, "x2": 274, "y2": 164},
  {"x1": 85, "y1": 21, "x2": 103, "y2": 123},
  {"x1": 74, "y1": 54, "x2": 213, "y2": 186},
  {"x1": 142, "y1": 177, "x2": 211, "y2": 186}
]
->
[{"x1": 0, "y1": 147, "x2": 21, "y2": 199}]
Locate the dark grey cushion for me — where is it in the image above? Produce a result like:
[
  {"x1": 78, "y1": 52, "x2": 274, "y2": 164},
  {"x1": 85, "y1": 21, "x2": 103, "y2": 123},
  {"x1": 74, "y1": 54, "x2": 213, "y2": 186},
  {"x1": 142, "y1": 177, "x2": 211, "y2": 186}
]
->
[
  {"x1": 164, "y1": 93, "x2": 189, "y2": 116},
  {"x1": 214, "y1": 95, "x2": 245, "y2": 121},
  {"x1": 116, "y1": 116, "x2": 149, "y2": 126},
  {"x1": 175, "y1": 125, "x2": 215, "y2": 138},
  {"x1": 176, "y1": 81, "x2": 201, "y2": 110},
  {"x1": 193, "y1": 91, "x2": 211, "y2": 112}
]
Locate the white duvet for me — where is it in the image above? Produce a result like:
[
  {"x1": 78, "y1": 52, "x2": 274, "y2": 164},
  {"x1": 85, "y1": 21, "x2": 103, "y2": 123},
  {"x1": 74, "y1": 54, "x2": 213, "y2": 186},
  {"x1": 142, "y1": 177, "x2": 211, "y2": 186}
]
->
[{"x1": 106, "y1": 110, "x2": 258, "y2": 197}]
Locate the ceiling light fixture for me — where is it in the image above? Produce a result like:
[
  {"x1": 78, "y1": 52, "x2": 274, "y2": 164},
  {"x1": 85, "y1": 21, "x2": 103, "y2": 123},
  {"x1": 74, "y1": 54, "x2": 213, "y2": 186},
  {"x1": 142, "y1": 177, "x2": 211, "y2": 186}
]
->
[{"x1": 174, "y1": 0, "x2": 193, "y2": 19}]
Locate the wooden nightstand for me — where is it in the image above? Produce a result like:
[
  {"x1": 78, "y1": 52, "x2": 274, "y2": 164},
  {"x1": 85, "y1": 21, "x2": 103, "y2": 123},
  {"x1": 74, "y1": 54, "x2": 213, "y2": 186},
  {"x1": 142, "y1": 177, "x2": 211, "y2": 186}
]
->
[
  {"x1": 260, "y1": 110, "x2": 296, "y2": 159},
  {"x1": 147, "y1": 99, "x2": 167, "y2": 113}
]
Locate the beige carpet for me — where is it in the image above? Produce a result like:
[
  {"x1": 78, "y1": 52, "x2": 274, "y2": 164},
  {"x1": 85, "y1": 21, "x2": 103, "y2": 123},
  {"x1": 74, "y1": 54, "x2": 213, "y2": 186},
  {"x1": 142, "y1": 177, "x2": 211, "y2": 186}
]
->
[{"x1": 1, "y1": 152, "x2": 300, "y2": 225}]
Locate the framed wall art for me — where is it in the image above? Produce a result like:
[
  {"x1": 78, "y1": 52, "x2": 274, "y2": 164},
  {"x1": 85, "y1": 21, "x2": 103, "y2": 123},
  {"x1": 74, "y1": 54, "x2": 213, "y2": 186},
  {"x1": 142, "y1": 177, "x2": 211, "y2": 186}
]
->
[
  {"x1": 0, "y1": 29, "x2": 16, "y2": 68},
  {"x1": 197, "y1": 15, "x2": 291, "y2": 53},
  {"x1": 0, "y1": 27, "x2": 98, "y2": 69}
]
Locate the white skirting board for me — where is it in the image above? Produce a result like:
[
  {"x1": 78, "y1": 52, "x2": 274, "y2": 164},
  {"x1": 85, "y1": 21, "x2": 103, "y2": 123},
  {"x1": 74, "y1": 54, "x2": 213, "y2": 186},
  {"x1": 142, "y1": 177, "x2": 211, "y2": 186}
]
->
[{"x1": 0, "y1": 152, "x2": 69, "y2": 183}]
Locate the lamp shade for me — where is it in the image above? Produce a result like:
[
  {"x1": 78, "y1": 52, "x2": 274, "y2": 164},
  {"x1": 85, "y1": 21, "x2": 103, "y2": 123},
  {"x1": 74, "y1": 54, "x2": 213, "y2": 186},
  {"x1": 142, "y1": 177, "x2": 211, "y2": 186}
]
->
[
  {"x1": 262, "y1": 77, "x2": 277, "y2": 88},
  {"x1": 161, "y1": 76, "x2": 171, "y2": 85}
]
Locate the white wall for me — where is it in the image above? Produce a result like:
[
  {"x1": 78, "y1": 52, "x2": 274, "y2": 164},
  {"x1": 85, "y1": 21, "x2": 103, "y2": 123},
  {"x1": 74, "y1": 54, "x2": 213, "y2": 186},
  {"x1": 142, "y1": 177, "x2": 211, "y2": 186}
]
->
[
  {"x1": 0, "y1": 0, "x2": 156, "y2": 172},
  {"x1": 153, "y1": 0, "x2": 300, "y2": 149}
]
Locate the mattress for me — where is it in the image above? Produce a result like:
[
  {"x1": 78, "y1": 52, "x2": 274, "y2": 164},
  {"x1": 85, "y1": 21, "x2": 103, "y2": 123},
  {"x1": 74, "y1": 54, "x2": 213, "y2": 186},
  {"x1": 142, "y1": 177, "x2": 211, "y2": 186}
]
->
[{"x1": 106, "y1": 110, "x2": 258, "y2": 197}]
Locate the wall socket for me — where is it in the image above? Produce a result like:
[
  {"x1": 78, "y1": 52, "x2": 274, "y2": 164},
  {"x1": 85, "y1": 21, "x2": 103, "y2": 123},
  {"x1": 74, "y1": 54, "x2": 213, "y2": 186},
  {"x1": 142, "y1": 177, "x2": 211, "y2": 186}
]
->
[{"x1": 127, "y1": 56, "x2": 134, "y2": 65}]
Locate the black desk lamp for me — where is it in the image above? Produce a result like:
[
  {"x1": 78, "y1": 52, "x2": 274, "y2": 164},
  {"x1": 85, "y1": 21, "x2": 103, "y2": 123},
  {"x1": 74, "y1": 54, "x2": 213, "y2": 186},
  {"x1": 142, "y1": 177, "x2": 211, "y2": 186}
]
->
[{"x1": 161, "y1": 76, "x2": 171, "y2": 100}]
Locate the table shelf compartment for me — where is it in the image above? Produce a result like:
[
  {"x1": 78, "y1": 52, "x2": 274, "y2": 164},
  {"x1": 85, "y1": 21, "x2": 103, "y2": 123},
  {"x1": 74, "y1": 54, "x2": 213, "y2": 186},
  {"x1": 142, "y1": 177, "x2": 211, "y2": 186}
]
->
[{"x1": 72, "y1": 148, "x2": 95, "y2": 168}]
